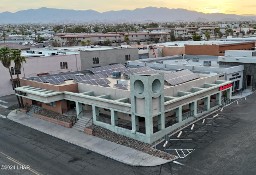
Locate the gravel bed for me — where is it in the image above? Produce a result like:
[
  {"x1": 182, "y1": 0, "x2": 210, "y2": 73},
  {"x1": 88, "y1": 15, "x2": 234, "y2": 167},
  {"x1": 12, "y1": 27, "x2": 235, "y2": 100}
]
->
[{"x1": 90, "y1": 125, "x2": 176, "y2": 160}]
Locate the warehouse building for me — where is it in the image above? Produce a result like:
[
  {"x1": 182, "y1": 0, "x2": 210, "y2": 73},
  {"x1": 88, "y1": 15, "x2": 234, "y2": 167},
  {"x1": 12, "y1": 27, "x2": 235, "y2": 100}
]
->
[{"x1": 16, "y1": 64, "x2": 232, "y2": 144}]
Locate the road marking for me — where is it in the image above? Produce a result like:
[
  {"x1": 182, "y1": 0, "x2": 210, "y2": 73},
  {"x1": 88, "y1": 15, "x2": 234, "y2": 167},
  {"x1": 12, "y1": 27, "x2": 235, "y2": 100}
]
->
[
  {"x1": 191, "y1": 124, "x2": 195, "y2": 130},
  {"x1": 0, "y1": 114, "x2": 6, "y2": 118},
  {"x1": 173, "y1": 160, "x2": 185, "y2": 166},
  {"x1": 213, "y1": 114, "x2": 219, "y2": 119},
  {"x1": 163, "y1": 141, "x2": 168, "y2": 148},
  {"x1": 0, "y1": 152, "x2": 41, "y2": 175},
  {"x1": 202, "y1": 119, "x2": 205, "y2": 124},
  {"x1": 177, "y1": 131, "x2": 182, "y2": 138},
  {"x1": 169, "y1": 139, "x2": 192, "y2": 141},
  {"x1": 0, "y1": 104, "x2": 8, "y2": 109},
  {"x1": 0, "y1": 100, "x2": 8, "y2": 104}
]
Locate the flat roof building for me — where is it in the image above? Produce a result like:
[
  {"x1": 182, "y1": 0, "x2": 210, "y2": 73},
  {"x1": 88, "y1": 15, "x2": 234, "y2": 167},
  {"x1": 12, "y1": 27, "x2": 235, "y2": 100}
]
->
[
  {"x1": 128, "y1": 56, "x2": 244, "y2": 93},
  {"x1": 80, "y1": 47, "x2": 139, "y2": 70},
  {"x1": 219, "y1": 50, "x2": 256, "y2": 90},
  {"x1": 156, "y1": 41, "x2": 255, "y2": 56},
  {"x1": 16, "y1": 64, "x2": 232, "y2": 144}
]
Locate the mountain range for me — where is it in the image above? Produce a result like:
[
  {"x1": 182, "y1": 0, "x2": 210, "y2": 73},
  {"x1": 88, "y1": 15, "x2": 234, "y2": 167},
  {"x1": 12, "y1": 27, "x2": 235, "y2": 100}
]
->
[{"x1": 0, "y1": 7, "x2": 256, "y2": 24}]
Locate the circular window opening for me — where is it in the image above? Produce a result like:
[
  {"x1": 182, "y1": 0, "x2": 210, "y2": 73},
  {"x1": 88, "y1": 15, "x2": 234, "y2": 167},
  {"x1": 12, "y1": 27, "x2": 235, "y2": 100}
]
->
[
  {"x1": 134, "y1": 80, "x2": 144, "y2": 94},
  {"x1": 152, "y1": 79, "x2": 161, "y2": 93}
]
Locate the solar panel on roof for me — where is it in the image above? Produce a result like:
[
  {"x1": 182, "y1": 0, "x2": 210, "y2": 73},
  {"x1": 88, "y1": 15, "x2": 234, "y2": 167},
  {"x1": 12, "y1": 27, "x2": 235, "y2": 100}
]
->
[
  {"x1": 114, "y1": 84, "x2": 128, "y2": 90},
  {"x1": 164, "y1": 70, "x2": 199, "y2": 86},
  {"x1": 100, "y1": 84, "x2": 110, "y2": 87}
]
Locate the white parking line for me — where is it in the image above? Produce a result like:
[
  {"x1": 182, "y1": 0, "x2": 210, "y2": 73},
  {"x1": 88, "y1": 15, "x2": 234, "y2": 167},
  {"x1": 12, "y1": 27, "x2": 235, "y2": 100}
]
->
[
  {"x1": 191, "y1": 124, "x2": 195, "y2": 130},
  {"x1": 173, "y1": 160, "x2": 185, "y2": 166},
  {"x1": 177, "y1": 131, "x2": 183, "y2": 138},
  {"x1": 169, "y1": 139, "x2": 192, "y2": 141},
  {"x1": 213, "y1": 114, "x2": 219, "y2": 119},
  {"x1": 0, "y1": 114, "x2": 6, "y2": 118},
  {"x1": 0, "y1": 152, "x2": 41, "y2": 175},
  {"x1": 0, "y1": 100, "x2": 8, "y2": 104},
  {"x1": 0, "y1": 104, "x2": 8, "y2": 109}
]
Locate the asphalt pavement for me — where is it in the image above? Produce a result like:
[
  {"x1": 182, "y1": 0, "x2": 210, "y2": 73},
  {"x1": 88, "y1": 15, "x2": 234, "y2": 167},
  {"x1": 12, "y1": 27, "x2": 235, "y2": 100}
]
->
[
  {"x1": 156, "y1": 92, "x2": 256, "y2": 175},
  {"x1": 0, "y1": 118, "x2": 173, "y2": 175}
]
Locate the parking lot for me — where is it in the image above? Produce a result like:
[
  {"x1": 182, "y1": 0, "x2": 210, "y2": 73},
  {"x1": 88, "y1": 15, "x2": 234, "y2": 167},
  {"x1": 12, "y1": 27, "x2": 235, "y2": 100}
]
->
[{"x1": 155, "y1": 93, "x2": 256, "y2": 175}]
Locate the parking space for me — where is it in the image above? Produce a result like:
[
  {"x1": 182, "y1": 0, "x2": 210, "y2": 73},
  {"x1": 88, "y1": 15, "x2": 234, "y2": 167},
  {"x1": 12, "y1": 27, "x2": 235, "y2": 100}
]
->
[{"x1": 156, "y1": 103, "x2": 240, "y2": 159}]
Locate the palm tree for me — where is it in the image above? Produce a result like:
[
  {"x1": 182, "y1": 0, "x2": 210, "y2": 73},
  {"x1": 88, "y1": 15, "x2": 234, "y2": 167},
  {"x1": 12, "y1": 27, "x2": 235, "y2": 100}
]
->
[
  {"x1": 11, "y1": 49, "x2": 26, "y2": 87},
  {"x1": 0, "y1": 47, "x2": 14, "y2": 87},
  {"x1": 0, "y1": 47, "x2": 21, "y2": 107}
]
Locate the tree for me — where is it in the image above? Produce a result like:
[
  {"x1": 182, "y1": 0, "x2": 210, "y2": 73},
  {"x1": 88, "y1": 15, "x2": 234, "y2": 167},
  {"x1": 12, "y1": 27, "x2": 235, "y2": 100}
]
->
[
  {"x1": 103, "y1": 39, "x2": 111, "y2": 46},
  {"x1": 11, "y1": 49, "x2": 26, "y2": 86},
  {"x1": 0, "y1": 47, "x2": 21, "y2": 107},
  {"x1": 225, "y1": 28, "x2": 233, "y2": 36},
  {"x1": 0, "y1": 47, "x2": 13, "y2": 85},
  {"x1": 2, "y1": 31, "x2": 6, "y2": 43},
  {"x1": 86, "y1": 40, "x2": 91, "y2": 46},
  {"x1": 205, "y1": 31, "x2": 210, "y2": 41},
  {"x1": 124, "y1": 35, "x2": 130, "y2": 44},
  {"x1": 192, "y1": 34, "x2": 201, "y2": 41}
]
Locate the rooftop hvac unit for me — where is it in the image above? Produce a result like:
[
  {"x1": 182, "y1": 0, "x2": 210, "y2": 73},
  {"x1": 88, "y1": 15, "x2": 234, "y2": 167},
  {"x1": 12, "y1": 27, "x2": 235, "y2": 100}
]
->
[
  {"x1": 192, "y1": 57, "x2": 199, "y2": 62},
  {"x1": 203, "y1": 61, "x2": 211, "y2": 66},
  {"x1": 117, "y1": 79, "x2": 128, "y2": 86},
  {"x1": 112, "y1": 71, "x2": 121, "y2": 79},
  {"x1": 123, "y1": 73, "x2": 130, "y2": 80}
]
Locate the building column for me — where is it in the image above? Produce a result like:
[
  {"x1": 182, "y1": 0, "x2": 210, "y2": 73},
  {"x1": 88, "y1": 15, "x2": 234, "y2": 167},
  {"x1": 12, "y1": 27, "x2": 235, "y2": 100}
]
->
[
  {"x1": 160, "y1": 113, "x2": 165, "y2": 130},
  {"x1": 111, "y1": 109, "x2": 118, "y2": 126},
  {"x1": 131, "y1": 114, "x2": 139, "y2": 132},
  {"x1": 176, "y1": 106, "x2": 182, "y2": 123},
  {"x1": 190, "y1": 101, "x2": 197, "y2": 117},
  {"x1": 157, "y1": 115, "x2": 161, "y2": 130},
  {"x1": 75, "y1": 101, "x2": 82, "y2": 118},
  {"x1": 92, "y1": 105, "x2": 99, "y2": 122},
  {"x1": 217, "y1": 92, "x2": 222, "y2": 105},
  {"x1": 227, "y1": 88, "x2": 232, "y2": 100},
  {"x1": 204, "y1": 96, "x2": 210, "y2": 111},
  {"x1": 145, "y1": 117, "x2": 153, "y2": 136}
]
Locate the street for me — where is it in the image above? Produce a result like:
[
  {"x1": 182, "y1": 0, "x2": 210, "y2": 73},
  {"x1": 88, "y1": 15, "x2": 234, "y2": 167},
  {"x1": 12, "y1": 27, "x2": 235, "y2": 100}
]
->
[{"x1": 0, "y1": 118, "x2": 173, "y2": 175}]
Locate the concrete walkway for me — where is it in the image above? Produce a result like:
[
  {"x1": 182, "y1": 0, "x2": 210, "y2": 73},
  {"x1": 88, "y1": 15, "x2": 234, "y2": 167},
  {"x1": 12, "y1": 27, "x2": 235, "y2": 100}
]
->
[
  {"x1": 231, "y1": 89, "x2": 253, "y2": 100},
  {"x1": 7, "y1": 110, "x2": 171, "y2": 167}
]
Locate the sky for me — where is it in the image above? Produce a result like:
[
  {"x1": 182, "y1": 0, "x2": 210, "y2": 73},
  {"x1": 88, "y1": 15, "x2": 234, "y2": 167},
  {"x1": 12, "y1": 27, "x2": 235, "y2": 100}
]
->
[{"x1": 0, "y1": 0, "x2": 256, "y2": 15}]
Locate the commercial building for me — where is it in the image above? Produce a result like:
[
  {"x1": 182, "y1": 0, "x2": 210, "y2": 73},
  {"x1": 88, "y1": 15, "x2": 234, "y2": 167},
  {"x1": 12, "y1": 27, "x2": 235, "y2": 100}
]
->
[
  {"x1": 156, "y1": 41, "x2": 255, "y2": 56},
  {"x1": 16, "y1": 64, "x2": 232, "y2": 144},
  {"x1": 127, "y1": 55, "x2": 244, "y2": 93},
  {"x1": 185, "y1": 41, "x2": 255, "y2": 56},
  {"x1": 0, "y1": 54, "x2": 81, "y2": 97},
  {"x1": 219, "y1": 50, "x2": 256, "y2": 90},
  {"x1": 80, "y1": 47, "x2": 138, "y2": 70}
]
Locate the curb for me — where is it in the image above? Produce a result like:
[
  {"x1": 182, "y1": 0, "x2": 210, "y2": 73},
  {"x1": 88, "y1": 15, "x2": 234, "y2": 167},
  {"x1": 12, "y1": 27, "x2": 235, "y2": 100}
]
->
[{"x1": 7, "y1": 110, "x2": 171, "y2": 167}]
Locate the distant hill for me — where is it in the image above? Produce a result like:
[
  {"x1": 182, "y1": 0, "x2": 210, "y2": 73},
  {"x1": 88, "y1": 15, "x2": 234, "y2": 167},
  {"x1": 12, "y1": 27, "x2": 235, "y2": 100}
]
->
[{"x1": 0, "y1": 7, "x2": 255, "y2": 24}]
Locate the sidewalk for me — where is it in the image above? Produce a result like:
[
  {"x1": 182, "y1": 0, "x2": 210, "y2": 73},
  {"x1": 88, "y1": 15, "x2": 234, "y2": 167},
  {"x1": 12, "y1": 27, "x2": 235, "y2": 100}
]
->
[
  {"x1": 231, "y1": 89, "x2": 253, "y2": 100},
  {"x1": 7, "y1": 110, "x2": 172, "y2": 167}
]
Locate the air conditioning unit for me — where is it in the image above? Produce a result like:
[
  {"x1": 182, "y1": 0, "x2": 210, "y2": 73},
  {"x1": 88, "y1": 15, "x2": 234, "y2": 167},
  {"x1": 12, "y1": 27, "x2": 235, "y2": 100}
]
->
[
  {"x1": 117, "y1": 79, "x2": 128, "y2": 85},
  {"x1": 203, "y1": 61, "x2": 211, "y2": 66},
  {"x1": 112, "y1": 71, "x2": 121, "y2": 78},
  {"x1": 192, "y1": 57, "x2": 199, "y2": 62}
]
